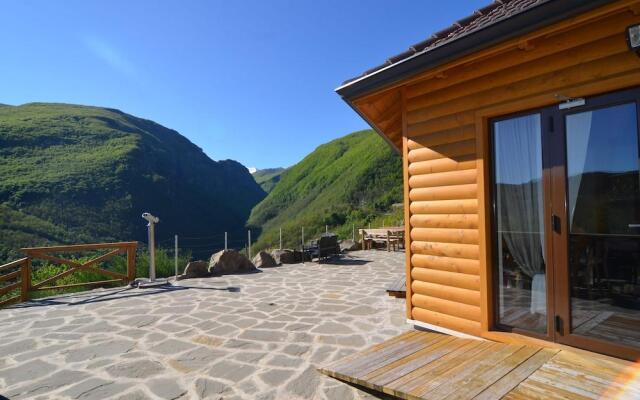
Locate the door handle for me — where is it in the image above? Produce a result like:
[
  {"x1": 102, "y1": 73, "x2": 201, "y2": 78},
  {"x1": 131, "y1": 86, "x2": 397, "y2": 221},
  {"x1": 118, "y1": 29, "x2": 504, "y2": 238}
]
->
[{"x1": 551, "y1": 214, "x2": 561, "y2": 233}]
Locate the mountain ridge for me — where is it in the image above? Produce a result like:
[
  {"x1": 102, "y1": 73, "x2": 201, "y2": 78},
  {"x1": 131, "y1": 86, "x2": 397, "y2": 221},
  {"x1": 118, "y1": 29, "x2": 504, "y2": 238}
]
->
[{"x1": 0, "y1": 102, "x2": 266, "y2": 262}]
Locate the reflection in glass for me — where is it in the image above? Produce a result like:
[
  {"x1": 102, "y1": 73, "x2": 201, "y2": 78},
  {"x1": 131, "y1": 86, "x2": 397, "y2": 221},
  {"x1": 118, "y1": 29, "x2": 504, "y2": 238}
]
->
[
  {"x1": 493, "y1": 114, "x2": 546, "y2": 333},
  {"x1": 566, "y1": 103, "x2": 640, "y2": 349}
]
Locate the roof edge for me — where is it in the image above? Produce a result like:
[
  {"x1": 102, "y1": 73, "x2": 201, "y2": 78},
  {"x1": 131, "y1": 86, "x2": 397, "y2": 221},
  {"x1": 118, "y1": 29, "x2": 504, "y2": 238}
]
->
[{"x1": 337, "y1": 0, "x2": 615, "y2": 100}]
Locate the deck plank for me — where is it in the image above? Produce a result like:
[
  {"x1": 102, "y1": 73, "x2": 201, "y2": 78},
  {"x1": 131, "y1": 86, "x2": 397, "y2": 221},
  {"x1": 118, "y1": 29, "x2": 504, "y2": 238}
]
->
[
  {"x1": 473, "y1": 348, "x2": 559, "y2": 400},
  {"x1": 318, "y1": 330, "x2": 640, "y2": 400}
]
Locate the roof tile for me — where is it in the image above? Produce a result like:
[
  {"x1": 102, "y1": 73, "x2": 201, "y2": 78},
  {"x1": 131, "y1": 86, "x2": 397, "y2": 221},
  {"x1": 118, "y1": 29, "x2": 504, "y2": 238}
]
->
[{"x1": 344, "y1": 0, "x2": 550, "y2": 85}]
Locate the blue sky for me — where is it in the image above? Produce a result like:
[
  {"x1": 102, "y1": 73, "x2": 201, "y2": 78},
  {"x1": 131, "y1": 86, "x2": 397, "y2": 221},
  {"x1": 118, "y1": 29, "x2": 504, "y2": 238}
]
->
[{"x1": 1, "y1": 1, "x2": 487, "y2": 169}]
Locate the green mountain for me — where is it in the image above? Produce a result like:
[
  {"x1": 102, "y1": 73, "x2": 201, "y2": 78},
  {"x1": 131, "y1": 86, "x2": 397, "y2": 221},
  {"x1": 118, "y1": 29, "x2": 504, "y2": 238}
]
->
[
  {"x1": 248, "y1": 130, "x2": 403, "y2": 251},
  {"x1": 252, "y1": 167, "x2": 286, "y2": 193},
  {"x1": 0, "y1": 103, "x2": 266, "y2": 263}
]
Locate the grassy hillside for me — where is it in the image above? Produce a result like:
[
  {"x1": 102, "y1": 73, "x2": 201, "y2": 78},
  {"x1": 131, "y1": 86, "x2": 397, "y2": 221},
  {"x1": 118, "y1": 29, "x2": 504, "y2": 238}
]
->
[
  {"x1": 248, "y1": 130, "x2": 403, "y2": 250},
  {"x1": 0, "y1": 103, "x2": 266, "y2": 263},
  {"x1": 253, "y1": 167, "x2": 286, "y2": 193}
]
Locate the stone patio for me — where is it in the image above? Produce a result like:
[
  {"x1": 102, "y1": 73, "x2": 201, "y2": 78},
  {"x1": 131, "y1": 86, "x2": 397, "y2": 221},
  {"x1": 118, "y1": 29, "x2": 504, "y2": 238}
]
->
[{"x1": 0, "y1": 250, "x2": 409, "y2": 399}]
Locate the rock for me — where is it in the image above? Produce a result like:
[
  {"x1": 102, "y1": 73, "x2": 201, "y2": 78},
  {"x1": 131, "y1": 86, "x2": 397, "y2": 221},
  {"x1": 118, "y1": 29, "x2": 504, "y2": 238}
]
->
[
  {"x1": 271, "y1": 249, "x2": 295, "y2": 264},
  {"x1": 106, "y1": 360, "x2": 165, "y2": 379},
  {"x1": 252, "y1": 251, "x2": 277, "y2": 268},
  {"x1": 208, "y1": 250, "x2": 257, "y2": 275},
  {"x1": 339, "y1": 239, "x2": 360, "y2": 252},
  {"x1": 182, "y1": 261, "x2": 210, "y2": 279}
]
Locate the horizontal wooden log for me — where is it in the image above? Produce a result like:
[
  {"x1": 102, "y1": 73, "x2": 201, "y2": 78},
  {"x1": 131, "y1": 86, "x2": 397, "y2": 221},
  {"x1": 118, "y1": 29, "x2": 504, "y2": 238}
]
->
[
  {"x1": 410, "y1": 184, "x2": 477, "y2": 202},
  {"x1": 412, "y1": 267, "x2": 480, "y2": 291},
  {"x1": 411, "y1": 228, "x2": 479, "y2": 245},
  {"x1": 21, "y1": 241, "x2": 137, "y2": 253},
  {"x1": 408, "y1": 158, "x2": 476, "y2": 175},
  {"x1": 0, "y1": 295, "x2": 21, "y2": 308},
  {"x1": 410, "y1": 199, "x2": 478, "y2": 215},
  {"x1": 34, "y1": 279, "x2": 123, "y2": 291},
  {"x1": 406, "y1": 33, "x2": 628, "y2": 117},
  {"x1": 411, "y1": 306, "x2": 481, "y2": 337},
  {"x1": 0, "y1": 258, "x2": 28, "y2": 272},
  {"x1": 410, "y1": 214, "x2": 478, "y2": 229},
  {"x1": 408, "y1": 51, "x2": 637, "y2": 128},
  {"x1": 407, "y1": 139, "x2": 476, "y2": 162},
  {"x1": 409, "y1": 169, "x2": 477, "y2": 189},
  {"x1": 0, "y1": 270, "x2": 21, "y2": 284},
  {"x1": 412, "y1": 293, "x2": 481, "y2": 322},
  {"x1": 407, "y1": 125, "x2": 476, "y2": 151},
  {"x1": 412, "y1": 280, "x2": 480, "y2": 306},
  {"x1": 0, "y1": 281, "x2": 21, "y2": 297},
  {"x1": 411, "y1": 240, "x2": 479, "y2": 260},
  {"x1": 408, "y1": 112, "x2": 475, "y2": 138},
  {"x1": 405, "y1": 11, "x2": 640, "y2": 99},
  {"x1": 411, "y1": 253, "x2": 480, "y2": 275}
]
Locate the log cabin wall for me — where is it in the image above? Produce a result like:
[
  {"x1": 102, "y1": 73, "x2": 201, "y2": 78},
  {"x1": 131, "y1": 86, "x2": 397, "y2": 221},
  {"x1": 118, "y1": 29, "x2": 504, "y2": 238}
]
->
[{"x1": 354, "y1": 0, "x2": 640, "y2": 338}]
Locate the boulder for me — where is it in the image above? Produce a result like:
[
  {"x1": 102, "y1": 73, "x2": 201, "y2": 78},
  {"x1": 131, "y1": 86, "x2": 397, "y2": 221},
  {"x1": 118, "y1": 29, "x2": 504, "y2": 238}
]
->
[
  {"x1": 253, "y1": 251, "x2": 277, "y2": 268},
  {"x1": 339, "y1": 239, "x2": 360, "y2": 252},
  {"x1": 271, "y1": 249, "x2": 296, "y2": 264},
  {"x1": 208, "y1": 250, "x2": 257, "y2": 275},
  {"x1": 182, "y1": 261, "x2": 210, "y2": 279}
]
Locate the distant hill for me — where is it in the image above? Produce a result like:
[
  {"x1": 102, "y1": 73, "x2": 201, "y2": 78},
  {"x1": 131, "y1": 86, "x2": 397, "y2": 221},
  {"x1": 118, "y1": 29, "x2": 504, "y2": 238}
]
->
[
  {"x1": 0, "y1": 103, "x2": 266, "y2": 263},
  {"x1": 248, "y1": 130, "x2": 403, "y2": 250},
  {"x1": 252, "y1": 167, "x2": 286, "y2": 193}
]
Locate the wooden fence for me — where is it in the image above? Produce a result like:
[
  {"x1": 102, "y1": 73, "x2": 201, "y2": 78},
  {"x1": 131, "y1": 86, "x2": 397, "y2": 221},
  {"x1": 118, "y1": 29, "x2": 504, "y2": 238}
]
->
[{"x1": 0, "y1": 242, "x2": 137, "y2": 307}]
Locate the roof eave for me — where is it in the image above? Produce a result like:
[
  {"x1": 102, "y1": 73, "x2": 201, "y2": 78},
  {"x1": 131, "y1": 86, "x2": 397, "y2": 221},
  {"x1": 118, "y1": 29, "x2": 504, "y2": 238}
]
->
[{"x1": 336, "y1": 0, "x2": 615, "y2": 101}]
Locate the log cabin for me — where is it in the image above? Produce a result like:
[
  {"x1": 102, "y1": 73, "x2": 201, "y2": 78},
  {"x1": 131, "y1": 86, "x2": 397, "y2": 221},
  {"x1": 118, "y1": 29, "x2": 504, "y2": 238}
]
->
[{"x1": 338, "y1": 0, "x2": 640, "y2": 363}]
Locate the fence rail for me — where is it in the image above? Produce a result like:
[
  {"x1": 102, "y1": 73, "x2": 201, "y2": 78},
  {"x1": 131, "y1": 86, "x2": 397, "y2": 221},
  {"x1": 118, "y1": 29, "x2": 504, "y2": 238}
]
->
[{"x1": 0, "y1": 242, "x2": 137, "y2": 308}]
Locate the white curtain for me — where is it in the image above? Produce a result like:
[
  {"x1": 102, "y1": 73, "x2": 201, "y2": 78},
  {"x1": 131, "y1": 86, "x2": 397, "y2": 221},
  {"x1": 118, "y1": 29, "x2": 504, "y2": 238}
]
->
[
  {"x1": 495, "y1": 115, "x2": 546, "y2": 315},
  {"x1": 495, "y1": 115, "x2": 545, "y2": 279}
]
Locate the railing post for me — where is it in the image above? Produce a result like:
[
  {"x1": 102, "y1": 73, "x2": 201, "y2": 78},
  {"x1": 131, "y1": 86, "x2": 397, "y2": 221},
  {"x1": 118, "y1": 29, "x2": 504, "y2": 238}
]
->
[
  {"x1": 174, "y1": 235, "x2": 178, "y2": 280},
  {"x1": 248, "y1": 230, "x2": 252, "y2": 259},
  {"x1": 21, "y1": 258, "x2": 31, "y2": 302},
  {"x1": 279, "y1": 228, "x2": 282, "y2": 250},
  {"x1": 127, "y1": 245, "x2": 136, "y2": 282},
  {"x1": 225, "y1": 232, "x2": 228, "y2": 251}
]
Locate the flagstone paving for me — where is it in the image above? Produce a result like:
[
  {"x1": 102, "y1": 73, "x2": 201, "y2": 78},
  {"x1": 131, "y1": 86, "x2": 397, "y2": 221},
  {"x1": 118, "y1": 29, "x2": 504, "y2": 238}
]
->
[{"x1": 0, "y1": 250, "x2": 408, "y2": 399}]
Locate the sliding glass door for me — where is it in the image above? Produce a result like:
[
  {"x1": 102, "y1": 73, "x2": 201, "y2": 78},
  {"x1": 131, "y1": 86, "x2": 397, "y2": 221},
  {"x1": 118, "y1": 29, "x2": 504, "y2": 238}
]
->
[
  {"x1": 492, "y1": 114, "x2": 549, "y2": 336},
  {"x1": 554, "y1": 93, "x2": 640, "y2": 358},
  {"x1": 491, "y1": 87, "x2": 640, "y2": 359}
]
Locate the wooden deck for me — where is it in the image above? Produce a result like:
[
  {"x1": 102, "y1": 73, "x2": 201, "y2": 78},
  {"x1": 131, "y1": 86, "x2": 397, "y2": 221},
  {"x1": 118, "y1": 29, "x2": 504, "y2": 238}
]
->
[
  {"x1": 319, "y1": 331, "x2": 640, "y2": 399},
  {"x1": 386, "y1": 276, "x2": 406, "y2": 298}
]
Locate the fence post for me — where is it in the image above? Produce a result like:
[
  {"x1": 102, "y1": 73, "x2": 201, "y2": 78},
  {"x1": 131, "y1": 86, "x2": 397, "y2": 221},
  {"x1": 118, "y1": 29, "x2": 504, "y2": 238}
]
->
[
  {"x1": 301, "y1": 227, "x2": 305, "y2": 264},
  {"x1": 325, "y1": 225, "x2": 328, "y2": 233},
  {"x1": 20, "y1": 258, "x2": 31, "y2": 302},
  {"x1": 126, "y1": 244, "x2": 136, "y2": 282},
  {"x1": 352, "y1": 224, "x2": 355, "y2": 241},
  {"x1": 248, "y1": 230, "x2": 252, "y2": 259},
  {"x1": 382, "y1": 220, "x2": 385, "y2": 228},
  {"x1": 279, "y1": 227, "x2": 282, "y2": 250},
  {"x1": 225, "y1": 232, "x2": 228, "y2": 250},
  {"x1": 174, "y1": 234, "x2": 178, "y2": 280}
]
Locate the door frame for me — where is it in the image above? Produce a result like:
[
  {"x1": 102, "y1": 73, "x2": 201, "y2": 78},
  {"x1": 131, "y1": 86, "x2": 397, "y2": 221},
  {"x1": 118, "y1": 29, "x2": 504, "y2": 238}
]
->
[
  {"x1": 549, "y1": 86, "x2": 640, "y2": 360},
  {"x1": 485, "y1": 86, "x2": 640, "y2": 360}
]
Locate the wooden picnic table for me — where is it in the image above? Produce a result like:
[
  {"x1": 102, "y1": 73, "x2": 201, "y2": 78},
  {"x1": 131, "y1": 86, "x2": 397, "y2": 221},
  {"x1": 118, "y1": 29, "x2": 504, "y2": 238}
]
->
[{"x1": 359, "y1": 227, "x2": 404, "y2": 252}]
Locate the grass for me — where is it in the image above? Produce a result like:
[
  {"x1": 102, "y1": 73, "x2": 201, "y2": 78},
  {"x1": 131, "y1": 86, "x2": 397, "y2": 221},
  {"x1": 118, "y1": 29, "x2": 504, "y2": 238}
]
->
[
  {"x1": 249, "y1": 130, "x2": 403, "y2": 251},
  {"x1": 253, "y1": 168, "x2": 286, "y2": 193}
]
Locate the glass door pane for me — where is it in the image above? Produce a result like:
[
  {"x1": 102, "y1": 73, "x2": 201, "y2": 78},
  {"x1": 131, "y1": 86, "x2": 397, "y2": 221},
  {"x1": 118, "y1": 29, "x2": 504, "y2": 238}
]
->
[
  {"x1": 565, "y1": 102, "x2": 640, "y2": 349},
  {"x1": 493, "y1": 114, "x2": 547, "y2": 334}
]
